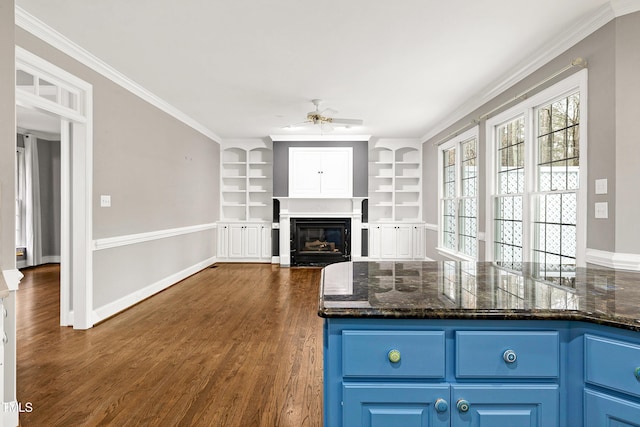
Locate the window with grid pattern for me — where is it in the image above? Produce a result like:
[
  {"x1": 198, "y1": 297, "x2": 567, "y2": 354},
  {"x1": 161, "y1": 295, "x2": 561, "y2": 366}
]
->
[
  {"x1": 439, "y1": 129, "x2": 478, "y2": 259},
  {"x1": 487, "y1": 70, "x2": 586, "y2": 273}
]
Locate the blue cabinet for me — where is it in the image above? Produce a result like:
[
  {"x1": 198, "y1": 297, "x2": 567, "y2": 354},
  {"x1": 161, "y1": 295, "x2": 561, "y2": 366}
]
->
[
  {"x1": 584, "y1": 389, "x2": 640, "y2": 427},
  {"x1": 451, "y1": 385, "x2": 558, "y2": 426},
  {"x1": 343, "y1": 383, "x2": 450, "y2": 427},
  {"x1": 584, "y1": 334, "x2": 640, "y2": 426},
  {"x1": 324, "y1": 319, "x2": 640, "y2": 426}
]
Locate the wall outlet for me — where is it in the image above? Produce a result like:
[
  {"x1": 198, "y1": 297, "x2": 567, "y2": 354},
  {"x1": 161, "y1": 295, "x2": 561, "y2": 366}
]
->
[{"x1": 100, "y1": 195, "x2": 111, "y2": 207}]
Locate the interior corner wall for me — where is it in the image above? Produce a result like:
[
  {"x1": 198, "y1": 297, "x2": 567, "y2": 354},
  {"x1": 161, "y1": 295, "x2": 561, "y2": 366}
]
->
[
  {"x1": 15, "y1": 27, "x2": 221, "y2": 317},
  {"x1": 614, "y1": 11, "x2": 640, "y2": 254},
  {"x1": 422, "y1": 17, "x2": 620, "y2": 260}
]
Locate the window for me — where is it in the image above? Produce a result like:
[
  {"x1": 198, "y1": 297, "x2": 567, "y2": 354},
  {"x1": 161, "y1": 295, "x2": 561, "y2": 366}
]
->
[
  {"x1": 438, "y1": 127, "x2": 478, "y2": 260},
  {"x1": 487, "y1": 70, "x2": 587, "y2": 274}
]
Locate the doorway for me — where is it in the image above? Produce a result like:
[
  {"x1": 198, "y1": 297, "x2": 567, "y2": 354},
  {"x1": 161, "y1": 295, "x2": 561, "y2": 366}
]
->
[{"x1": 16, "y1": 47, "x2": 93, "y2": 329}]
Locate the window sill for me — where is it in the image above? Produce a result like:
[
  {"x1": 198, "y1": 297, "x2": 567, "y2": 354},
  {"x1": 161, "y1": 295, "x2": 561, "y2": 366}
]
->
[{"x1": 436, "y1": 247, "x2": 476, "y2": 262}]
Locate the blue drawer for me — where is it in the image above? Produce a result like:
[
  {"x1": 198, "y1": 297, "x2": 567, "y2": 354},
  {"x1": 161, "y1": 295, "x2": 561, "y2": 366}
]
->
[
  {"x1": 342, "y1": 330, "x2": 445, "y2": 378},
  {"x1": 456, "y1": 331, "x2": 559, "y2": 378},
  {"x1": 585, "y1": 334, "x2": 640, "y2": 398}
]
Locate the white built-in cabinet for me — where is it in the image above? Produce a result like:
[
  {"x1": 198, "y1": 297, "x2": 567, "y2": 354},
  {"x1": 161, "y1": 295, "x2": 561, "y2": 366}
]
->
[
  {"x1": 289, "y1": 147, "x2": 353, "y2": 198},
  {"x1": 217, "y1": 222, "x2": 271, "y2": 262},
  {"x1": 367, "y1": 139, "x2": 424, "y2": 260},
  {"x1": 219, "y1": 141, "x2": 272, "y2": 262},
  {"x1": 369, "y1": 223, "x2": 425, "y2": 260}
]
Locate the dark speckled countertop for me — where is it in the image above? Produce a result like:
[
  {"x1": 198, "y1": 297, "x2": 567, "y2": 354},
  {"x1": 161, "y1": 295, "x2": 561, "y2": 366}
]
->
[{"x1": 318, "y1": 261, "x2": 640, "y2": 331}]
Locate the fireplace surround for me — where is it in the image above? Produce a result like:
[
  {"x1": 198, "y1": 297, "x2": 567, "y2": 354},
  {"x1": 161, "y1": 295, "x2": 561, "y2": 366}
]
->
[{"x1": 290, "y1": 218, "x2": 351, "y2": 266}]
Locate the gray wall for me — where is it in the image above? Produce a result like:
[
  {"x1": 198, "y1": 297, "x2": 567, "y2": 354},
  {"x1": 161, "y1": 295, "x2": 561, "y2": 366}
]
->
[
  {"x1": 423, "y1": 13, "x2": 639, "y2": 260},
  {"x1": 15, "y1": 27, "x2": 221, "y2": 311},
  {"x1": 273, "y1": 140, "x2": 368, "y2": 197},
  {"x1": 614, "y1": 13, "x2": 640, "y2": 254},
  {"x1": 1, "y1": 0, "x2": 17, "y2": 411},
  {"x1": 0, "y1": 0, "x2": 15, "y2": 272}
]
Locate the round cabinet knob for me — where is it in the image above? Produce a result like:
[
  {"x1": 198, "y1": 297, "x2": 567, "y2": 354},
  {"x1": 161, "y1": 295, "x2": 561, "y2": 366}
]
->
[
  {"x1": 457, "y1": 399, "x2": 470, "y2": 413},
  {"x1": 503, "y1": 349, "x2": 517, "y2": 363},
  {"x1": 434, "y1": 398, "x2": 448, "y2": 413},
  {"x1": 635, "y1": 367, "x2": 640, "y2": 380},
  {"x1": 388, "y1": 349, "x2": 401, "y2": 363}
]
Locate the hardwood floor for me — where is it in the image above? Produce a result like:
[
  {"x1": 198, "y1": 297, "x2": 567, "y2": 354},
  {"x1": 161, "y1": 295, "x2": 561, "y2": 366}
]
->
[{"x1": 16, "y1": 263, "x2": 324, "y2": 426}]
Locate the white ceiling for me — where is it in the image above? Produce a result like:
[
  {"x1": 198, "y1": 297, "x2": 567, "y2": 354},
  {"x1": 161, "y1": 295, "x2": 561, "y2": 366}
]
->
[{"x1": 14, "y1": 0, "x2": 632, "y2": 140}]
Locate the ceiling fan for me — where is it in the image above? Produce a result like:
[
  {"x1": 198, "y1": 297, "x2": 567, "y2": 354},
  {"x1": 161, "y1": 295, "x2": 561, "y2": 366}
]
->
[{"x1": 286, "y1": 99, "x2": 364, "y2": 132}]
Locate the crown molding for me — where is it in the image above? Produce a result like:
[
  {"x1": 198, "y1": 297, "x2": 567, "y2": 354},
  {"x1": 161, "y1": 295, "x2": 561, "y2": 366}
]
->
[
  {"x1": 270, "y1": 134, "x2": 371, "y2": 142},
  {"x1": 15, "y1": 6, "x2": 222, "y2": 144},
  {"x1": 610, "y1": 0, "x2": 640, "y2": 16},
  {"x1": 421, "y1": 1, "x2": 628, "y2": 143}
]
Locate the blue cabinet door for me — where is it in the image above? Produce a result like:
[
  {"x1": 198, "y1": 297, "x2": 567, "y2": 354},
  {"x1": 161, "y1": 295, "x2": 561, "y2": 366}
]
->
[
  {"x1": 451, "y1": 385, "x2": 559, "y2": 427},
  {"x1": 343, "y1": 383, "x2": 450, "y2": 427},
  {"x1": 585, "y1": 389, "x2": 640, "y2": 427}
]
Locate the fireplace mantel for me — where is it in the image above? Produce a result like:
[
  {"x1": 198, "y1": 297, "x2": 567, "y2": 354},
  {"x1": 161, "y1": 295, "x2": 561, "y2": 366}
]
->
[{"x1": 275, "y1": 197, "x2": 366, "y2": 266}]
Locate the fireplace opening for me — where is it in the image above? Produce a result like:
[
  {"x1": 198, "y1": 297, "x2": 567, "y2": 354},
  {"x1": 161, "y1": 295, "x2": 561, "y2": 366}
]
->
[{"x1": 291, "y1": 218, "x2": 351, "y2": 266}]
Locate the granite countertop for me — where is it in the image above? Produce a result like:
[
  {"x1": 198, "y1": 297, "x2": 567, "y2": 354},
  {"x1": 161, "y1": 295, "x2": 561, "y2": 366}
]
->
[{"x1": 318, "y1": 261, "x2": 640, "y2": 331}]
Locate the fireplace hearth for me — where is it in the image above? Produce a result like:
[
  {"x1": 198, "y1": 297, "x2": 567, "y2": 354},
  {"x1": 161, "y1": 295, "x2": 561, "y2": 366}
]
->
[{"x1": 291, "y1": 218, "x2": 351, "y2": 266}]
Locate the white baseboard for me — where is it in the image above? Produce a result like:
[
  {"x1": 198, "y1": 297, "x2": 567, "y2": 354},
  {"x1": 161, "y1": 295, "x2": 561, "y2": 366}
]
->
[
  {"x1": 585, "y1": 249, "x2": 640, "y2": 271},
  {"x1": 92, "y1": 256, "x2": 216, "y2": 324}
]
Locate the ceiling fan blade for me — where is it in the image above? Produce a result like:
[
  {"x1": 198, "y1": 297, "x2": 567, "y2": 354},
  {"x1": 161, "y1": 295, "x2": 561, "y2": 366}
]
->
[
  {"x1": 328, "y1": 118, "x2": 363, "y2": 126},
  {"x1": 320, "y1": 107, "x2": 339, "y2": 116},
  {"x1": 320, "y1": 122, "x2": 334, "y2": 134},
  {"x1": 283, "y1": 119, "x2": 313, "y2": 129}
]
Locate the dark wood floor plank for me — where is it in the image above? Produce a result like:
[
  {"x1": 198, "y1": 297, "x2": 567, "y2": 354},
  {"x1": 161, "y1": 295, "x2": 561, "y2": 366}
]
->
[{"x1": 16, "y1": 263, "x2": 324, "y2": 426}]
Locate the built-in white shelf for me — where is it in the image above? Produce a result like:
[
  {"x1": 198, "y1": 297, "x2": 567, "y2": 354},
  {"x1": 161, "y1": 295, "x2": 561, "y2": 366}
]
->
[
  {"x1": 368, "y1": 141, "x2": 422, "y2": 223},
  {"x1": 221, "y1": 142, "x2": 273, "y2": 222}
]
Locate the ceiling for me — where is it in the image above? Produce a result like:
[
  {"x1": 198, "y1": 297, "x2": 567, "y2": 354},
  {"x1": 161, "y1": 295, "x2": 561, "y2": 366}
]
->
[{"x1": 15, "y1": 0, "x2": 632, "y2": 141}]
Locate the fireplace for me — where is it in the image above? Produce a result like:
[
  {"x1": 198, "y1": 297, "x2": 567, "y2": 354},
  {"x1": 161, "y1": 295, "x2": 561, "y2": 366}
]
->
[{"x1": 290, "y1": 218, "x2": 351, "y2": 266}]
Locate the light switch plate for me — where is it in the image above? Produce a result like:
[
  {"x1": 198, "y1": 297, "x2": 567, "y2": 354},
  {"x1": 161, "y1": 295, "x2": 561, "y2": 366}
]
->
[
  {"x1": 595, "y1": 202, "x2": 608, "y2": 219},
  {"x1": 595, "y1": 179, "x2": 608, "y2": 195},
  {"x1": 100, "y1": 195, "x2": 111, "y2": 207}
]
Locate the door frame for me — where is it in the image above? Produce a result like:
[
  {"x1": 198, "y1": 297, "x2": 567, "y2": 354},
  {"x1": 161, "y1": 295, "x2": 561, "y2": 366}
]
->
[{"x1": 16, "y1": 47, "x2": 94, "y2": 329}]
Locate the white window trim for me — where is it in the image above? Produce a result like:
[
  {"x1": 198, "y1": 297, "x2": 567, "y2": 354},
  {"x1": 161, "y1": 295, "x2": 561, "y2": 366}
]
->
[
  {"x1": 437, "y1": 126, "x2": 479, "y2": 262},
  {"x1": 485, "y1": 69, "x2": 588, "y2": 266}
]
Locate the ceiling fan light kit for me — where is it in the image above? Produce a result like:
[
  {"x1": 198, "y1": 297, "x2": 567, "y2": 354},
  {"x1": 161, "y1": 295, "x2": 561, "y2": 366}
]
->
[{"x1": 286, "y1": 99, "x2": 364, "y2": 132}]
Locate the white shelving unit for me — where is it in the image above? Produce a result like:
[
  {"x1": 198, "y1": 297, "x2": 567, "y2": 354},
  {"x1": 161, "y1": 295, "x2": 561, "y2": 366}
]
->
[
  {"x1": 221, "y1": 144, "x2": 273, "y2": 222},
  {"x1": 367, "y1": 139, "x2": 424, "y2": 260},
  {"x1": 219, "y1": 141, "x2": 273, "y2": 262},
  {"x1": 368, "y1": 141, "x2": 422, "y2": 222}
]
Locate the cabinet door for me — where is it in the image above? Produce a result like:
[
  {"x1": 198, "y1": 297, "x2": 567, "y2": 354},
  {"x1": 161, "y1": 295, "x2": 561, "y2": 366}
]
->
[
  {"x1": 395, "y1": 225, "x2": 413, "y2": 259},
  {"x1": 319, "y1": 149, "x2": 352, "y2": 197},
  {"x1": 343, "y1": 383, "x2": 450, "y2": 427},
  {"x1": 244, "y1": 224, "x2": 261, "y2": 258},
  {"x1": 380, "y1": 226, "x2": 397, "y2": 259},
  {"x1": 289, "y1": 147, "x2": 352, "y2": 198},
  {"x1": 413, "y1": 225, "x2": 425, "y2": 259},
  {"x1": 451, "y1": 385, "x2": 559, "y2": 427},
  {"x1": 289, "y1": 149, "x2": 322, "y2": 197},
  {"x1": 584, "y1": 389, "x2": 640, "y2": 427},
  {"x1": 229, "y1": 224, "x2": 245, "y2": 258},
  {"x1": 260, "y1": 225, "x2": 271, "y2": 260},
  {"x1": 217, "y1": 224, "x2": 229, "y2": 258},
  {"x1": 369, "y1": 226, "x2": 381, "y2": 259}
]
